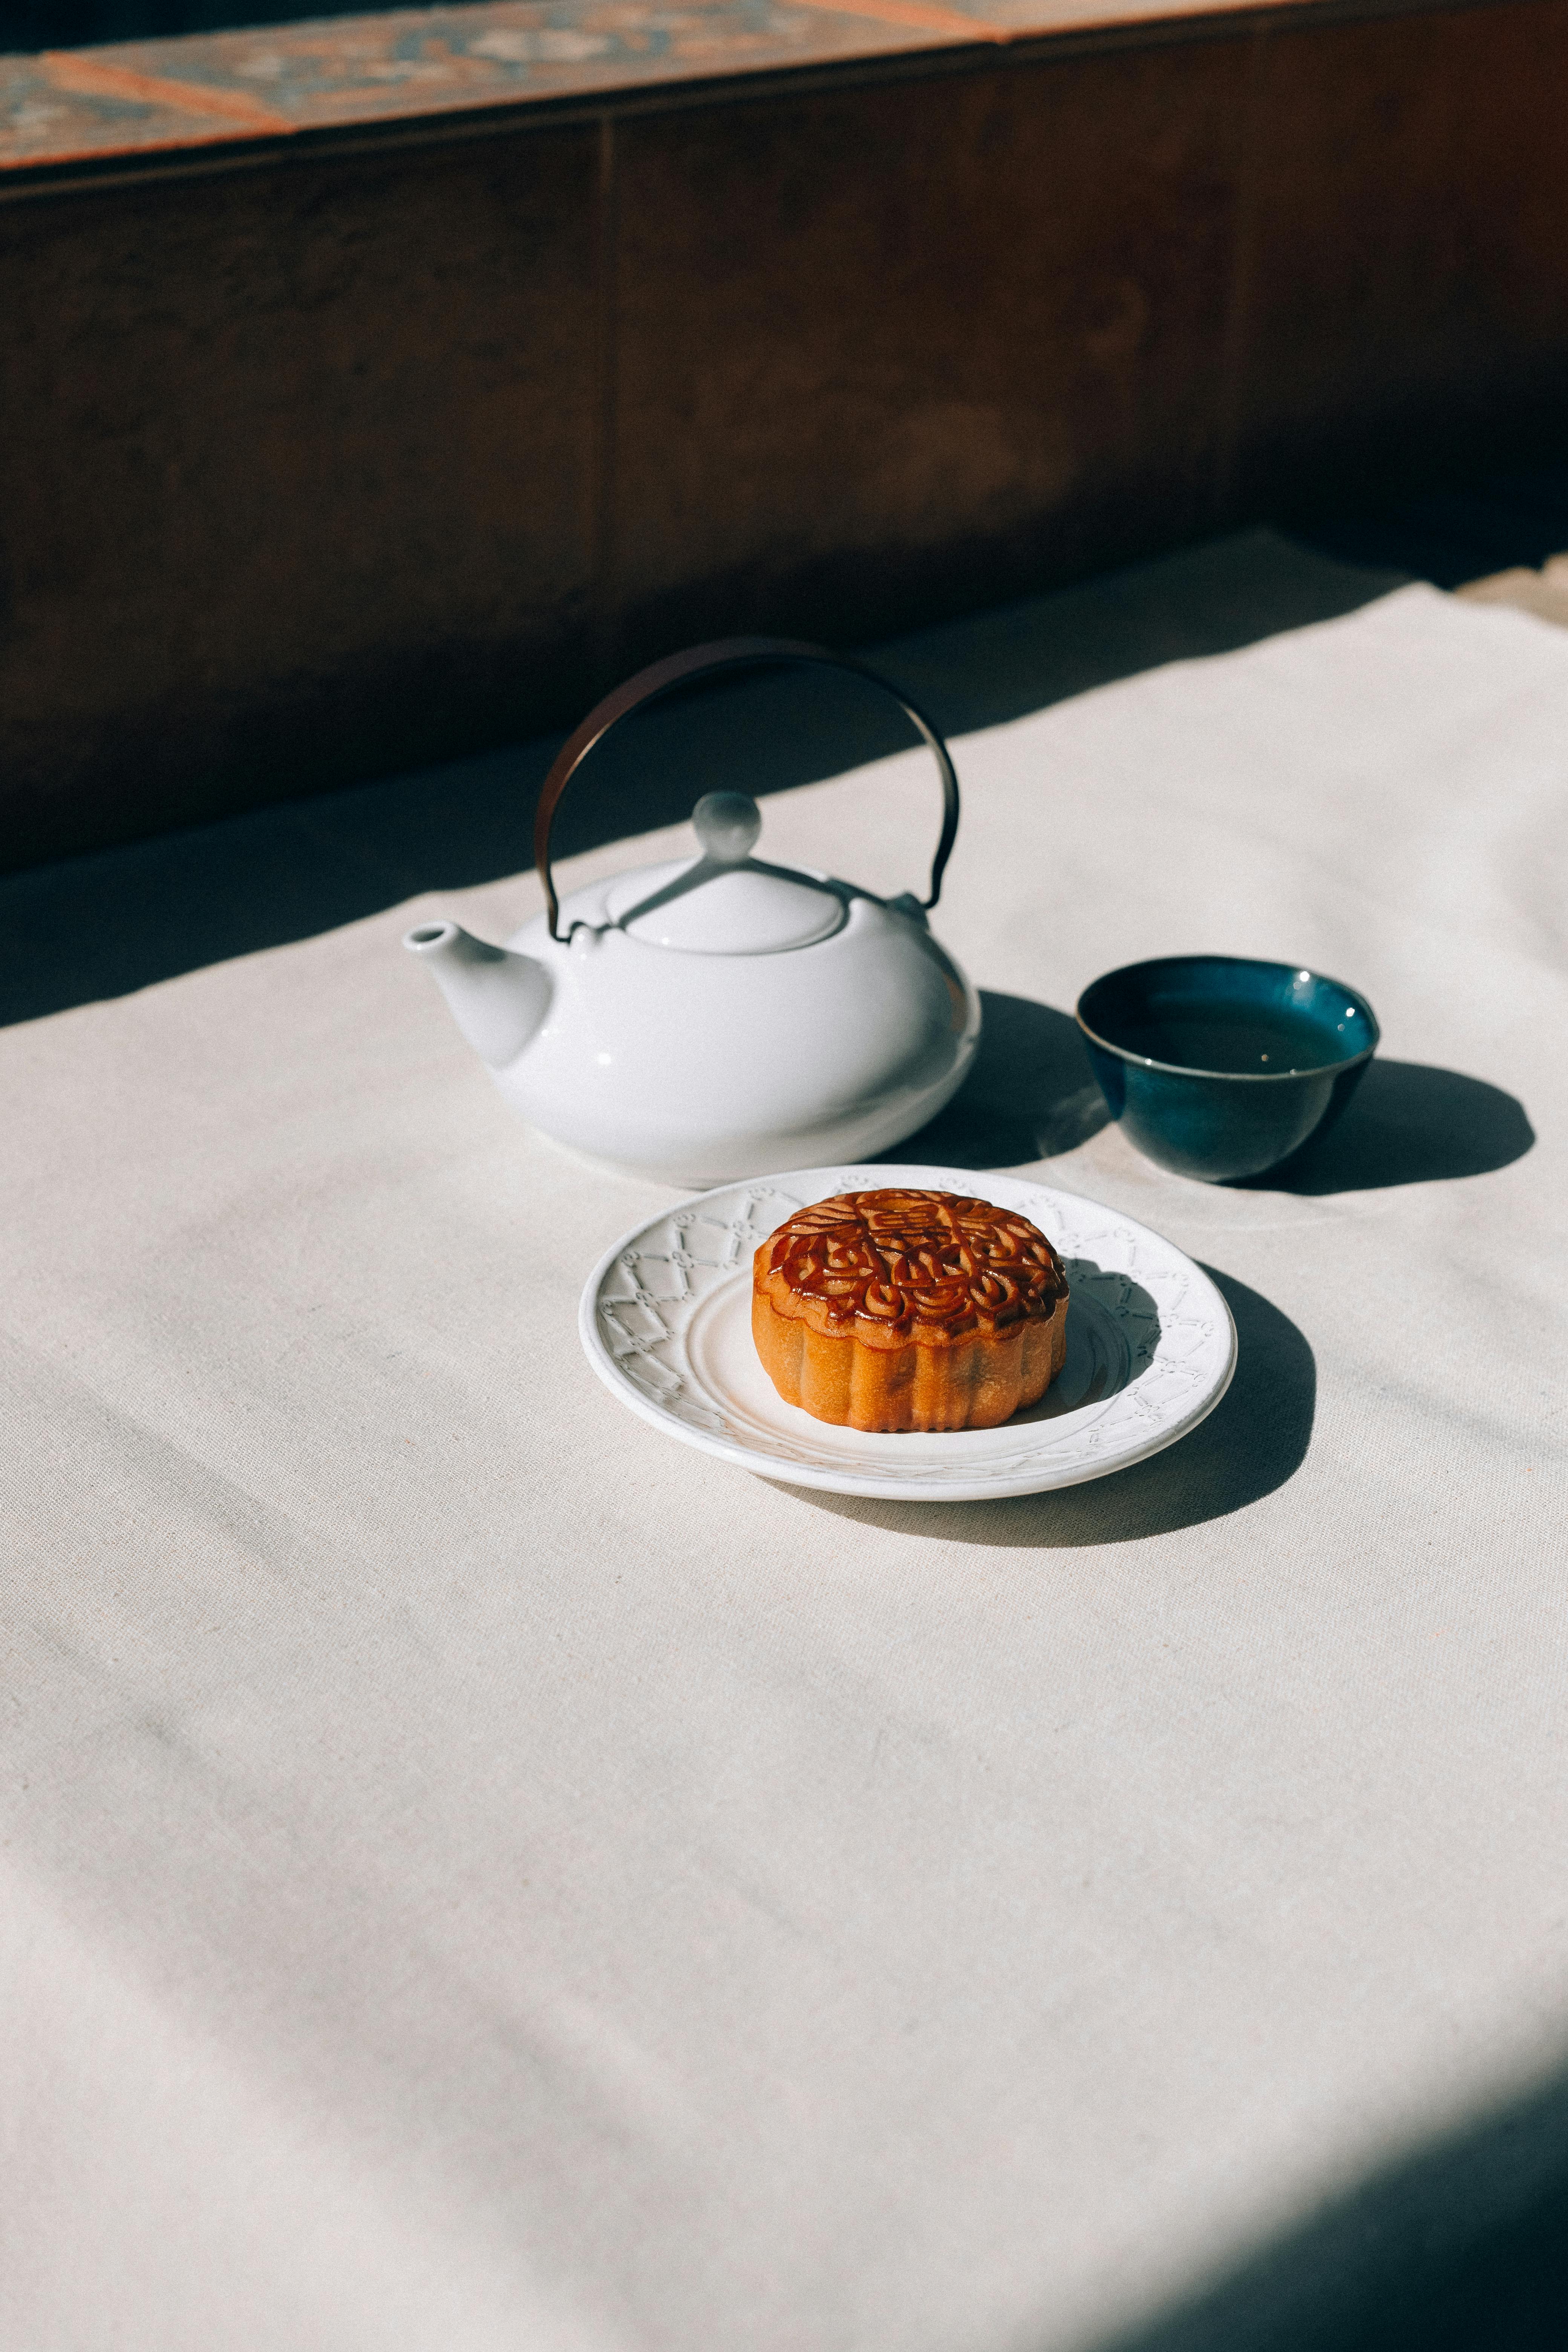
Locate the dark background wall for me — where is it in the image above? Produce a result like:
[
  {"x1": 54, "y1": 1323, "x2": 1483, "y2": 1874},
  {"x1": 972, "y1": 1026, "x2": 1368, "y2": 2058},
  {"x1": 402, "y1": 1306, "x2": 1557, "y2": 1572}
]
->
[
  {"x1": 0, "y1": 0, "x2": 380, "y2": 48},
  {"x1": 3, "y1": 0, "x2": 1567, "y2": 870}
]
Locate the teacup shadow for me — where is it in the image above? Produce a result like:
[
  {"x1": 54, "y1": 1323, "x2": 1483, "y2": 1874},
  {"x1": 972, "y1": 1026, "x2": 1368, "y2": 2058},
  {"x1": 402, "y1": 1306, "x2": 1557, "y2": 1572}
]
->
[
  {"x1": 768, "y1": 1267, "x2": 1312, "y2": 1546},
  {"x1": 1243, "y1": 1058, "x2": 1534, "y2": 1193},
  {"x1": 878, "y1": 990, "x2": 1109, "y2": 1169}
]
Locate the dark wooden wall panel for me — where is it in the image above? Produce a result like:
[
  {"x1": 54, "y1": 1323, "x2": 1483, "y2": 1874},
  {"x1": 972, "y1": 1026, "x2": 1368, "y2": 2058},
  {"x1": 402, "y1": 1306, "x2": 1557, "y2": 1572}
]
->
[
  {"x1": 2, "y1": 0, "x2": 1566, "y2": 870},
  {"x1": 609, "y1": 39, "x2": 1247, "y2": 668},
  {"x1": 0, "y1": 127, "x2": 600, "y2": 865},
  {"x1": 1225, "y1": 0, "x2": 1568, "y2": 515}
]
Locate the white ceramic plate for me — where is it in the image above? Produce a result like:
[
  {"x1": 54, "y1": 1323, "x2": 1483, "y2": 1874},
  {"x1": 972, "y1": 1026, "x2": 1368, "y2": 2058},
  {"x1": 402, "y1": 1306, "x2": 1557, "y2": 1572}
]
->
[{"x1": 579, "y1": 1165, "x2": 1237, "y2": 1502}]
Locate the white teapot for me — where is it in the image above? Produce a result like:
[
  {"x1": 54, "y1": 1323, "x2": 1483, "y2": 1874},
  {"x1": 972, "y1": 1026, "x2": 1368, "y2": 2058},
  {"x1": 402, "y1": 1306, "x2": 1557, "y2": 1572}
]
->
[{"x1": 406, "y1": 639, "x2": 980, "y2": 1185}]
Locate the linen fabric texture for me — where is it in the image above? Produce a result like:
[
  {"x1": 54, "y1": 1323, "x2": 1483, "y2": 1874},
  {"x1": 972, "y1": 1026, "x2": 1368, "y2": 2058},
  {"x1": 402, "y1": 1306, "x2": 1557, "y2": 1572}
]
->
[{"x1": 2, "y1": 569, "x2": 1565, "y2": 2352}]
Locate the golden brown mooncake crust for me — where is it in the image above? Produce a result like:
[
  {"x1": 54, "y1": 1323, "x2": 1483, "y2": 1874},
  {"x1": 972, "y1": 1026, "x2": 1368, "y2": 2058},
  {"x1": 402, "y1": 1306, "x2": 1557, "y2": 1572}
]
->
[{"x1": 752, "y1": 1188, "x2": 1069, "y2": 1432}]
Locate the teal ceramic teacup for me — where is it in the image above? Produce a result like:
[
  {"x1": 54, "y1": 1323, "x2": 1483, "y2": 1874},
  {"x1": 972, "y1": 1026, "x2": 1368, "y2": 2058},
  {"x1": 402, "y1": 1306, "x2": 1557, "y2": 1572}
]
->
[{"x1": 1076, "y1": 955, "x2": 1380, "y2": 1182}]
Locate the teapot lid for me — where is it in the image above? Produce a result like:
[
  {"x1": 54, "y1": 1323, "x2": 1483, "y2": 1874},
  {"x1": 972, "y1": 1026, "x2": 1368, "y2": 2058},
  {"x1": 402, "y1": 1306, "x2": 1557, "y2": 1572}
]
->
[{"x1": 603, "y1": 793, "x2": 847, "y2": 955}]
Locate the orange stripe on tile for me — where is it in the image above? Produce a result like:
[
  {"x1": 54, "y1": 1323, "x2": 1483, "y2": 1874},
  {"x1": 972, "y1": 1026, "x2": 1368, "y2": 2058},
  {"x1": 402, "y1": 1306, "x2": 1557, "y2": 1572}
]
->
[
  {"x1": 41, "y1": 52, "x2": 295, "y2": 132},
  {"x1": 787, "y1": 0, "x2": 1012, "y2": 40}
]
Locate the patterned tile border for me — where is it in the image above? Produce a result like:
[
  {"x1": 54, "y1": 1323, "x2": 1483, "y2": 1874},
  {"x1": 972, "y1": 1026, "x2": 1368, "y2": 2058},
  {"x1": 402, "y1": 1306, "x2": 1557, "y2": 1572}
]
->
[{"x1": 1, "y1": 0, "x2": 1279, "y2": 177}]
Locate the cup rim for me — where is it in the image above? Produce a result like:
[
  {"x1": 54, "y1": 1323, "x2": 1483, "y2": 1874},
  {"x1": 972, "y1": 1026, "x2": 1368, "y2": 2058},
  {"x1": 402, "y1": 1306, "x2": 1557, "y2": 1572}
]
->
[{"x1": 1075, "y1": 953, "x2": 1381, "y2": 1085}]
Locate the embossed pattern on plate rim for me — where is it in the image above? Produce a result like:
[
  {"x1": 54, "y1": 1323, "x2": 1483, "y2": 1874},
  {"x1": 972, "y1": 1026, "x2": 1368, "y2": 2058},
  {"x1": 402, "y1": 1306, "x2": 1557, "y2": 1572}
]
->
[{"x1": 578, "y1": 1164, "x2": 1238, "y2": 1502}]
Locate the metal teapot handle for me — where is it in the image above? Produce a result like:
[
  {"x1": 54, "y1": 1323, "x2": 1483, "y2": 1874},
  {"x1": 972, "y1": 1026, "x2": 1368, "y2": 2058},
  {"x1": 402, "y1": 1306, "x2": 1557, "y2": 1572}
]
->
[{"x1": 533, "y1": 636, "x2": 961, "y2": 943}]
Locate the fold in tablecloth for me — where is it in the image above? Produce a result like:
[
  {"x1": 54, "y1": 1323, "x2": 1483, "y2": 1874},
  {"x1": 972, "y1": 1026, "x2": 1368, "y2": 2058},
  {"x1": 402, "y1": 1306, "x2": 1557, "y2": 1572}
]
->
[{"x1": 2, "y1": 564, "x2": 1565, "y2": 2352}]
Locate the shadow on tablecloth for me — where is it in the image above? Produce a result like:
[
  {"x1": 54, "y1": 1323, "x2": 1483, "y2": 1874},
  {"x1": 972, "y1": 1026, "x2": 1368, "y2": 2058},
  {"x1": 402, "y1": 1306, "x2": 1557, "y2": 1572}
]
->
[
  {"x1": 891, "y1": 997, "x2": 1535, "y2": 1194},
  {"x1": 779, "y1": 1267, "x2": 1315, "y2": 1548},
  {"x1": 0, "y1": 530, "x2": 1399, "y2": 1028},
  {"x1": 1090, "y1": 2057, "x2": 1568, "y2": 2352},
  {"x1": 1252, "y1": 1059, "x2": 1536, "y2": 1193},
  {"x1": 879, "y1": 992, "x2": 1112, "y2": 1168}
]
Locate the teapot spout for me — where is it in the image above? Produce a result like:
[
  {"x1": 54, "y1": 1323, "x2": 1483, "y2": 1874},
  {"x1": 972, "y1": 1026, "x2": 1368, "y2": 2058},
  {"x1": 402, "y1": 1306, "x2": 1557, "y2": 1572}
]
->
[{"x1": 404, "y1": 920, "x2": 551, "y2": 1068}]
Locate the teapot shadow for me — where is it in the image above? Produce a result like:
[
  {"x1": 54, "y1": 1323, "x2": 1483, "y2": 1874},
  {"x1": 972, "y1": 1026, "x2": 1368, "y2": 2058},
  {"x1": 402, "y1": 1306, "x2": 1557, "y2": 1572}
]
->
[
  {"x1": 880, "y1": 991, "x2": 1109, "y2": 1170},
  {"x1": 769, "y1": 1267, "x2": 1312, "y2": 1547},
  {"x1": 1243, "y1": 1058, "x2": 1534, "y2": 1192}
]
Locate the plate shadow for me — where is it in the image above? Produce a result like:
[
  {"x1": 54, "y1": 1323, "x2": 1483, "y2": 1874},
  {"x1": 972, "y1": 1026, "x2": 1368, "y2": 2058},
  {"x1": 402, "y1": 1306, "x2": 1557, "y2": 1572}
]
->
[
  {"x1": 1245, "y1": 1058, "x2": 1535, "y2": 1193},
  {"x1": 771, "y1": 1266, "x2": 1312, "y2": 1547}
]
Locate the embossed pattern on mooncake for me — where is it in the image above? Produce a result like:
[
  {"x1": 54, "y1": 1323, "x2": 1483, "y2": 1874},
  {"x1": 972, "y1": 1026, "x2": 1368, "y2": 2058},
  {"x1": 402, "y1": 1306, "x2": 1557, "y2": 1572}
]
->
[{"x1": 752, "y1": 1189, "x2": 1068, "y2": 1432}]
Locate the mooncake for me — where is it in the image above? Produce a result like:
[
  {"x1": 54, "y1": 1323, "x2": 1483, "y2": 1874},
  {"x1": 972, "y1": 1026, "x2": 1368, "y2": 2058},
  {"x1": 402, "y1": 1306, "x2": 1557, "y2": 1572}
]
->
[{"x1": 752, "y1": 1188, "x2": 1069, "y2": 1432}]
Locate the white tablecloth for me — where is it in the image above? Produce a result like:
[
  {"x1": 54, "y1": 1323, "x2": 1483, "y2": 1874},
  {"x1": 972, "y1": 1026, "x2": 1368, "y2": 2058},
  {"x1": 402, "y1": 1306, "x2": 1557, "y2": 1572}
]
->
[{"x1": 4, "y1": 559, "x2": 1565, "y2": 2351}]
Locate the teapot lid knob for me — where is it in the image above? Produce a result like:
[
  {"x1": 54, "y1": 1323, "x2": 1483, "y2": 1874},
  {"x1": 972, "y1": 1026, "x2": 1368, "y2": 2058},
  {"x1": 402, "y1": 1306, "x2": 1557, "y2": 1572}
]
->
[{"x1": 692, "y1": 791, "x2": 762, "y2": 867}]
